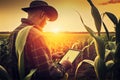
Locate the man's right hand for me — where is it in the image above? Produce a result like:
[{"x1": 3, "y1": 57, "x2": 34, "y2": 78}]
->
[{"x1": 60, "y1": 60, "x2": 72, "y2": 71}]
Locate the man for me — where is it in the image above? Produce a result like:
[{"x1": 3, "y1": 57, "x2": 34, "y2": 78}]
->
[{"x1": 8, "y1": 0, "x2": 72, "y2": 80}]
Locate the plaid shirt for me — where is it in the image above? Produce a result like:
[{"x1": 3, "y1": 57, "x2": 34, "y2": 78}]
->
[{"x1": 8, "y1": 18, "x2": 65, "y2": 80}]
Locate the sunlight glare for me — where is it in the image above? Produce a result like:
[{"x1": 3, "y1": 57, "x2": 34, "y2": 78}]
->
[{"x1": 52, "y1": 28, "x2": 60, "y2": 33}]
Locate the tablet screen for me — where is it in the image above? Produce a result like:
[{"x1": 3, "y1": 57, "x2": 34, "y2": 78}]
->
[{"x1": 59, "y1": 49, "x2": 80, "y2": 64}]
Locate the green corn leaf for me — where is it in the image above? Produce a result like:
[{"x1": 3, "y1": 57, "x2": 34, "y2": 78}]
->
[
  {"x1": 84, "y1": 26, "x2": 96, "y2": 38},
  {"x1": 105, "y1": 49, "x2": 115, "y2": 61},
  {"x1": 0, "y1": 65, "x2": 11, "y2": 80},
  {"x1": 94, "y1": 56, "x2": 107, "y2": 80},
  {"x1": 104, "y1": 12, "x2": 118, "y2": 25},
  {"x1": 77, "y1": 11, "x2": 105, "y2": 58},
  {"x1": 94, "y1": 36, "x2": 105, "y2": 59},
  {"x1": 102, "y1": 22, "x2": 110, "y2": 41},
  {"x1": 87, "y1": 0, "x2": 102, "y2": 36},
  {"x1": 18, "y1": 51, "x2": 24, "y2": 80},
  {"x1": 111, "y1": 36, "x2": 116, "y2": 41},
  {"x1": 75, "y1": 59, "x2": 94, "y2": 79},
  {"x1": 105, "y1": 41, "x2": 116, "y2": 59},
  {"x1": 82, "y1": 41, "x2": 92, "y2": 52},
  {"x1": 105, "y1": 49, "x2": 111, "y2": 60},
  {"x1": 105, "y1": 60, "x2": 114, "y2": 71},
  {"x1": 24, "y1": 69, "x2": 36, "y2": 80},
  {"x1": 15, "y1": 26, "x2": 32, "y2": 80},
  {"x1": 76, "y1": 11, "x2": 96, "y2": 38},
  {"x1": 116, "y1": 19, "x2": 120, "y2": 45},
  {"x1": 106, "y1": 41, "x2": 116, "y2": 50},
  {"x1": 78, "y1": 14, "x2": 105, "y2": 58}
]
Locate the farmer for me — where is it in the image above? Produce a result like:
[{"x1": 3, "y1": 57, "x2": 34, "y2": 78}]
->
[{"x1": 8, "y1": 0, "x2": 72, "y2": 80}]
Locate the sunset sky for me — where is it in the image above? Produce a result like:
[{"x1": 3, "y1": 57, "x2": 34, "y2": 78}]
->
[{"x1": 0, "y1": 0, "x2": 120, "y2": 32}]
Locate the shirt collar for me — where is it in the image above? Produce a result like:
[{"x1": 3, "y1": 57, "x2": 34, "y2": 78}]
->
[
  {"x1": 21, "y1": 18, "x2": 34, "y2": 25},
  {"x1": 21, "y1": 18, "x2": 43, "y2": 31}
]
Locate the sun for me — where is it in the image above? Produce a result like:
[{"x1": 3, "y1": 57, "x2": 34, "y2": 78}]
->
[{"x1": 52, "y1": 28, "x2": 60, "y2": 33}]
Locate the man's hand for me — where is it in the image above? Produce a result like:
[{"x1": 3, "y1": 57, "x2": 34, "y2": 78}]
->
[
  {"x1": 60, "y1": 60, "x2": 72, "y2": 71},
  {"x1": 52, "y1": 52, "x2": 64, "y2": 60}
]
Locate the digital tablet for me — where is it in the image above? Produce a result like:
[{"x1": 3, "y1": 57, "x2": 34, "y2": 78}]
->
[{"x1": 59, "y1": 49, "x2": 80, "y2": 64}]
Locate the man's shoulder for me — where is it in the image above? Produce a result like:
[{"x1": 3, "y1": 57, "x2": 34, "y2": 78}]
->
[
  {"x1": 30, "y1": 27, "x2": 42, "y2": 33},
  {"x1": 28, "y1": 27, "x2": 43, "y2": 37}
]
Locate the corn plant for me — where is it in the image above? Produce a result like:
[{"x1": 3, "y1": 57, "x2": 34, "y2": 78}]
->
[
  {"x1": 0, "y1": 26, "x2": 36, "y2": 80},
  {"x1": 103, "y1": 12, "x2": 120, "y2": 80},
  {"x1": 75, "y1": 0, "x2": 120, "y2": 80},
  {"x1": 75, "y1": 13, "x2": 107, "y2": 80},
  {"x1": 0, "y1": 39, "x2": 12, "y2": 80},
  {"x1": 0, "y1": 39, "x2": 9, "y2": 66}
]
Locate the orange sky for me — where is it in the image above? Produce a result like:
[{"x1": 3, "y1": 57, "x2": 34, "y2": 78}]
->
[{"x1": 0, "y1": 0, "x2": 120, "y2": 32}]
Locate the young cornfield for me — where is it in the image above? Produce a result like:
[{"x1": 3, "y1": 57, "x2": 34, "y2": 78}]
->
[
  {"x1": 0, "y1": 32, "x2": 114, "y2": 80},
  {"x1": 0, "y1": 0, "x2": 120, "y2": 80}
]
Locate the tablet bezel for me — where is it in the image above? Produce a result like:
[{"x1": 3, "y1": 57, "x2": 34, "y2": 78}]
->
[{"x1": 59, "y1": 49, "x2": 80, "y2": 64}]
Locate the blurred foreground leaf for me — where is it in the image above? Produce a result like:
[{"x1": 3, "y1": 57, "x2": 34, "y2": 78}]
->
[{"x1": 15, "y1": 26, "x2": 32, "y2": 80}]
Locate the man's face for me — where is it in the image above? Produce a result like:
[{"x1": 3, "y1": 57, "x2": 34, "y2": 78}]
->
[{"x1": 38, "y1": 15, "x2": 49, "y2": 28}]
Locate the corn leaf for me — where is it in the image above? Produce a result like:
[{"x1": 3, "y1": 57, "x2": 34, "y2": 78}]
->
[
  {"x1": 24, "y1": 69, "x2": 36, "y2": 80},
  {"x1": 82, "y1": 43, "x2": 91, "y2": 52},
  {"x1": 116, "y1": 19, "x2": 120, "y2": 45},
  {"x1": 75, "y1": 59, "x2": 94, "y2": 79},
  {"x1": 104, "y1": 12, "x2": 118, "y2": 25},
  {"x1": 102, "y1": 22, "x2": 110, "y2": 41},
  {"x1": 84, "y1": 26, "x2": 96, "y2": 38},
  {"x1": 15, "y1": 26, "x2": 32, "y2": 80},
  {"x1": 105, "y1": 49, "x2": 115, "y2": 61},
  {"x1": 94, "y1": 36, "x2": 105, "y2": 59},
  {"x1": 105, "y1": 60, "x2": 114, "y2": 71},
  {"x1": 81, "y1": 40, "x2": 94, "y2": 57},
  {"x1": 19, "y1": 52, "x2": 24, "y2": 80},
  {"x1": 77, "y1": 10, "x2": 105, "y2": 58},
  {"x1": 105, "y1": 49, "x2": 111, "y2": 60},
  {"x1": 106, "y1": 41, "x2": 116, "y2": 50},
  {"x1": 94, "y1": 56, "x2": 107, "y2": 80},
  {"x1": 76, "y1": 11, "x2": 96, "y2": 38},
  {"x1": 111, "y1": 36, "x2": 116, "y2": 41},
  {"x1": 87, "y1": 0, "x2": 102, "y2": 36},
  {"x1": 0, "y1": 65, "x2": 11, "y2": 80}
]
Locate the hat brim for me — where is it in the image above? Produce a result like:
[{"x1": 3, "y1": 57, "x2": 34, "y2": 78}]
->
[{"x1": 22, "y1": 6, "x2": 58, "y2": 21}]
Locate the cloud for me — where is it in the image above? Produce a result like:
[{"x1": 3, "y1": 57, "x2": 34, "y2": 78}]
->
[{"x1": 99, "y1": 0, "x2": 120, "y2": 5}]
